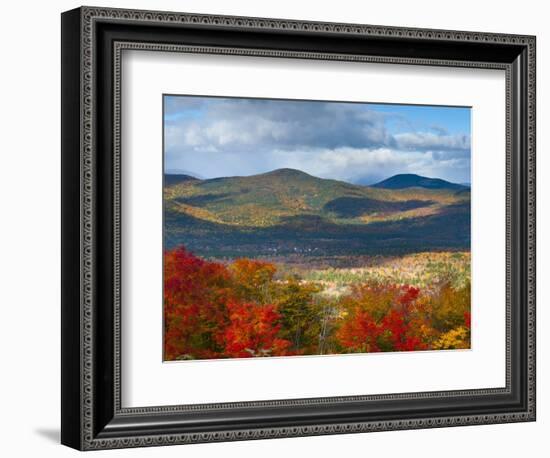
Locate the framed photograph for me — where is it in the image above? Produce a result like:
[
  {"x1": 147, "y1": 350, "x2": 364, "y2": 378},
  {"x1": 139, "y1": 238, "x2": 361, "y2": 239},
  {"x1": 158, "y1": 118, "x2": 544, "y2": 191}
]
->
[{"x1": 61, "y1": 6, "x2": 536, "y2": 450}]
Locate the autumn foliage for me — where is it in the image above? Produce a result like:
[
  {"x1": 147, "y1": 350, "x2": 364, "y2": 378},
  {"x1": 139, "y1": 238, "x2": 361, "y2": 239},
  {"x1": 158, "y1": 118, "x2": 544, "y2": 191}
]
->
[
  {"x1": 164, "y1": 246, "x2": 471, "y2": 361},
  {"x1": 220, "y1": 301, "x2": 292, "y2": 358},
  {"x1": 336, "y1": 286, "x2": 427, "y2": 353}
]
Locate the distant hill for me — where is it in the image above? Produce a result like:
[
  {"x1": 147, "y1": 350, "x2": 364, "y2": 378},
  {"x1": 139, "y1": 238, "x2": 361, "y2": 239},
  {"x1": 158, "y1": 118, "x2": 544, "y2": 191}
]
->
[
  {"x1": 164, "y1": 174, "x2": 199, "y2": 187},
  {"x1": 373, "y1": 174, "x2": 467, "y2": 191},
  {"x1": 164, "y1": 168, "x2": 471, "y2": 257},
  {"x1": 164, "y1": 168, "x2": 429, "y2": 226}
]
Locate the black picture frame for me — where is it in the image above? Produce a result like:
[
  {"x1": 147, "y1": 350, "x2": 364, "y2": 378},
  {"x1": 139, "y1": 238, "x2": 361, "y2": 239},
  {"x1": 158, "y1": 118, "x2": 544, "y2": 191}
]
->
[{"x1": 61, "y1": 6, "x2": 536, "y2": 450}]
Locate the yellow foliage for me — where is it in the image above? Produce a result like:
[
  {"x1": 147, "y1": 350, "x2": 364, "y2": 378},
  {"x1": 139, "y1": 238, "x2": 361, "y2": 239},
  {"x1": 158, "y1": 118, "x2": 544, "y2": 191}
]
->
[
  {"x1": 429, "y1": 282, "x2": 470, "y2": 331},
  {"x1": 339, "y1": 283, "x2": 397, "y2": 321},
  {"x1": 230, "y1": 258, "x2": 277, "y2": 303},
  {"x1": 432, "y1": 326, "x2": 470, "y2": 350}
]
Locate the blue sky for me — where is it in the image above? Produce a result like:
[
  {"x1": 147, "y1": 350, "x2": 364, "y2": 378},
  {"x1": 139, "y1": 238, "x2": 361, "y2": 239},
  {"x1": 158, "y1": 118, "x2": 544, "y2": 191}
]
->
[{"x1": 164, "y1": 95, "x2": 471, "y2": 185}]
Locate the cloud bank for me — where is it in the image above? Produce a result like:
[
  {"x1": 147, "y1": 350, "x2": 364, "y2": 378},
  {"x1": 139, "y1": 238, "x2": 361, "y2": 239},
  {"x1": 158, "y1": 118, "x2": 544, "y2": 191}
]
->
[{"x1": 164, "y1": 96, "x2": 471, "y2": 184}]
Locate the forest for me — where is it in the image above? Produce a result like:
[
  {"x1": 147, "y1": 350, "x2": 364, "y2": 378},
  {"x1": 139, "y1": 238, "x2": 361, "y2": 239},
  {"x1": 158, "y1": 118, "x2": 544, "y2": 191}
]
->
[{"x1": 164, "y1": 246, "x2": 471, "y2": 360}]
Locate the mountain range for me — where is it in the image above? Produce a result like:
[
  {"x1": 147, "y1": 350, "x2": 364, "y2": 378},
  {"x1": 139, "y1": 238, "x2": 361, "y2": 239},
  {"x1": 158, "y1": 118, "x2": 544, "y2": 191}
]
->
[{"x1": 164, "y1": 169, "x2": 470, "y2": 258}]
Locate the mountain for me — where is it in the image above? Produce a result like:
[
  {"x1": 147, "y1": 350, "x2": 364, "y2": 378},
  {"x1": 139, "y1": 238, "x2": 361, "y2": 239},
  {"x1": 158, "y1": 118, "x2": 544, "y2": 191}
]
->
[
  {"x1": 164, "y1": 168, "x2": 470, "y2": 257},
  {"x1": 164, "y1": 168, "x2": 435, "y2": 226},
  {"x1": 372, "y1": 174, "x2": 467, "y2": 191},
  {"x1": 164, "y1": 168, "x2": 204, "y2": 178},
  {"x1": 164, "y1": 174, "x2": 199, "y2": 187}
]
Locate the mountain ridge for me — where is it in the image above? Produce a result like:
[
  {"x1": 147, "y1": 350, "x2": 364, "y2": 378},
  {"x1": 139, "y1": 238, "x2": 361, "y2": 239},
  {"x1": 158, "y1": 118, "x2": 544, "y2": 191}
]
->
[
  {"x1": 164, "y1": 168, "x2": 471, "y2": 256},
  {"x1": 165, "y1": 168, "x2": 469, "y2": 226},
  {"x1": 166, "y1": 169, "x2": 467, "y2": 191},
  {"x1": 164, "y1": 174, "x2": 199, "y2": 187},
  {"x1": 372, "y1": 173, "x2": 467, "y2": 191}
]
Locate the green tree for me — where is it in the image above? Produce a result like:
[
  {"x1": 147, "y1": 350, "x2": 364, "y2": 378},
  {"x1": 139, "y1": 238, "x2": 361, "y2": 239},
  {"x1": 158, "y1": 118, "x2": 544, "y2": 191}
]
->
[{"x1": 274, "y1": 277, "x2": 321, "y2": 352}]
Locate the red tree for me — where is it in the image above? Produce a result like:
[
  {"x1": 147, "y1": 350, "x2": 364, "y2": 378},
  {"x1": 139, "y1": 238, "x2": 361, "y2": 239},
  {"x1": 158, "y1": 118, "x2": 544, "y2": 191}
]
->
[
  {"x1": 336, "y1": 284, "x2": 426, "y2": 353},
  {"x1": 164, "y1": 246, "x2": 292, "y2": 360},
  {"x1": 164, "y1": 247, "x2": 233, "y2": 360},
  {"x1": 218, "y1": 301, "x2": 291, "y2": 358}
]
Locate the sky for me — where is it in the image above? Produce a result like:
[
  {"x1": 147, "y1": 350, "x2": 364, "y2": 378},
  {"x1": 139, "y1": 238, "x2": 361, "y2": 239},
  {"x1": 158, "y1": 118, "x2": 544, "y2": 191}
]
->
[{"x1": 164, "y1": 95, "x2": 471, "y2": 185}]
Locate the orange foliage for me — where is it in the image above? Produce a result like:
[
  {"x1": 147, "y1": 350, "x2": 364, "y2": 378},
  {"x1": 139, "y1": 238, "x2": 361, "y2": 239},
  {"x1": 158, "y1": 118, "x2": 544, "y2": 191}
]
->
[
  {"x1": 219, "y1": 301, "x2": 291, "y2": 358},
  {"x1": 230, "y1": 258, "x2": 277, "y2": 304}
]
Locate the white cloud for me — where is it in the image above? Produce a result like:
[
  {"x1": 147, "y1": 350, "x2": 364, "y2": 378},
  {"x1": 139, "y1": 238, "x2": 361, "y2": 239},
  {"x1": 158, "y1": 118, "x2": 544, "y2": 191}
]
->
[
  {"x1": 394, "y1": 131, "x2": 470, "y2": 151},
  {"x1": 164, "y1": 97, "x2": 471, "y2": 184}
]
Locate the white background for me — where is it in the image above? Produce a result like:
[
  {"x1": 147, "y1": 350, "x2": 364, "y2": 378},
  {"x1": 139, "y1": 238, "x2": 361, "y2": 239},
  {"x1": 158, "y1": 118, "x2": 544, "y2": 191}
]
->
[
  {"x1": 123, "y1": 52, "x2": 506, "y2": 406},
  {"x1": 0, "y1": 0, "x2": 546, "y2": 457}
]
